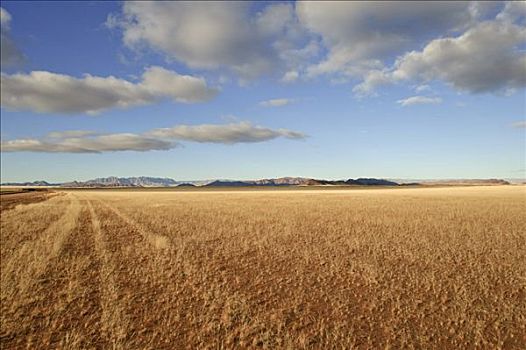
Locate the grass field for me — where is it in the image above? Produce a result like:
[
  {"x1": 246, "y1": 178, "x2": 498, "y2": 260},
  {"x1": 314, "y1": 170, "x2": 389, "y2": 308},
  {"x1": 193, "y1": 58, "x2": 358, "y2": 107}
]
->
[{"x1": 1, "y1": 186, "x2": 525, "y2": 349}]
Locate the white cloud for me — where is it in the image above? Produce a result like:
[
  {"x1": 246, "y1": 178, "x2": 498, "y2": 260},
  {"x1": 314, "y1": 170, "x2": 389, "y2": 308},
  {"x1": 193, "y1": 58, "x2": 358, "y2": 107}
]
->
[
  {"x1": 1, "y1": 122, "x2": 306, "y2": 152},
  {"x1": 352, "y1": 69, "x2": 391, "y2": 97},
  {"x1": 0, "y1": 7, "x2": 11, "y2": 27},
  {"x1": 397, "y1": 96, "x2": 442, "y2": 107},
  {"x1": 112, "y1": 2, "x2": 273, "y2": 79},
  {"x1": 392, "y1": 19, "x2": 526, "y2": 93},
  {"x1": 415, "y1": 84, "x2": 431, "y2": 93},
  {"x1": 109, "y1": 2, "x2": 312, "y2": 80},
  {"x1": 281, "y1": 70, "x2": 299, "y2": 83},
  {"x1": 103, "y1": 1, "x2": 526, "y2": 97},
  {"x1": 512, "y1": 121, "x2": 526, "y2": 129},
  {"x1": 141, "y1": 66, "x2": 218, "y2": 103},
  {"x1": 256, "y1": 3, "x2": 295, "y2": 37},
  {"x1": 0, "y1": 66, "x2": 218, "y2": 114},
  {"x1": 259, "y1": 98, "x2": 295, "y2": 107},
  {"x1": 351, "y1": 8, "x2": 526, "y2": 96},
  {"x1": 260, "y1": 3, "x2": 318, "y2": 75},
  {"x1": 147, "y1": 121, "x2": 306, "y2": 144},
  {"x1": 295, "y1": 1, "x2": 526, "y2": 96},
  {"x1": 1, "y1": 134, "x2": 176, "y2": 153},
  {"x1": 0, "y1": 7, "x2": 24, "y2": 67},
  {"x1": 296, "y1": 1, "x2": 476, "y2": 78},
  {"x1": 496, "y1": 1, "x2": 526, "y2": 23}
]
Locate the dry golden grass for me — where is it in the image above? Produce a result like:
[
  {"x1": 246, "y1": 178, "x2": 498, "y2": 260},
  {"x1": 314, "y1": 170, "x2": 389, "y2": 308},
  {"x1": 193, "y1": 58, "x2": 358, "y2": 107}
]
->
[
  {"x1": 1, "y1": 186, "x2": 525, "y2": 349},
  {"x1": 0, "y1": 189, "x2": 56, "y2": 211}
]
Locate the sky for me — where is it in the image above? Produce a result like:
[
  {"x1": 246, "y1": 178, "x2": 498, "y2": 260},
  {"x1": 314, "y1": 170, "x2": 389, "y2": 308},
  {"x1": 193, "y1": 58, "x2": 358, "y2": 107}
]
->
[{"x1": 0, "y1": 1, "x2": 525, "y2": 182}]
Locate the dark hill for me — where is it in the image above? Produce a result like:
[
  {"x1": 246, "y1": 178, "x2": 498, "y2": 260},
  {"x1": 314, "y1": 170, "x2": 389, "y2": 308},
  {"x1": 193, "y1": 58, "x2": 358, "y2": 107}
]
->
[
  {"x1": 346, "y1": 178, "x2": 399, "y2": 186},
  {"x1": 204, "y1": 180, "x2": 253, "y2": 187}
]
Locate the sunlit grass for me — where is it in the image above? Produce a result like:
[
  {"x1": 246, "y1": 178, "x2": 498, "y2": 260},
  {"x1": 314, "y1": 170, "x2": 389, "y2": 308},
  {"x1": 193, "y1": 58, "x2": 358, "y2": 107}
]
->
[{"x1": 1, "y1": 186, "x2": 525, "y2": 348}]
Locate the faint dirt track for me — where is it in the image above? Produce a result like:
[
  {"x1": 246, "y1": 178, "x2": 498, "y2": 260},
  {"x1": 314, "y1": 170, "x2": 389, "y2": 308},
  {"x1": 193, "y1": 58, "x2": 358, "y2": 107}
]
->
[
  {"x1": 1, "y1": 186, "x2": 525, "y2": 349},
  {"x1": 0, "y1": 189, "x2": 57, "y2": 211}
]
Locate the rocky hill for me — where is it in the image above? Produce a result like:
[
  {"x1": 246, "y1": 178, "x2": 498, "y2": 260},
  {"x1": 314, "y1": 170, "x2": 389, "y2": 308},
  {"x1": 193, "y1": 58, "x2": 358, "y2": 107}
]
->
[
  {"x1": 3, "y1": 176, "x2": 515, "y2": 188},
  {"x1": 415, "y1": 179, "x2": 510, "y2": 186},
  {"x1": 203, "y1": 177, "x2": 399, "y2": 187},
  {"x1": 61, "y1": 177, "x2": 178, "y2": 187},
  {"x1": 204, "y1": 180, "x2": 254, "y2": 187},
  {"x1": 346, "y1": 178, "x2": 399, "y2": 186},
  {"x1": 0, "y1": 180, "x2": 56, "y2": 187}
]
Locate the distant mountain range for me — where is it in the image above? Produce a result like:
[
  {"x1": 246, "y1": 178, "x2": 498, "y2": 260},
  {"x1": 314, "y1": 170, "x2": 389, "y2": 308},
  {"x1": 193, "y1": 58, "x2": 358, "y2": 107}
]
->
[
  {"x1": 61, "y1": 176, "x2": 178, "y2": 187},
  {"x1": 1, "y1": 180, "x2": 60, "y2": 187},
  {"x1": 204, "y1": 177, "x2": 399, "y2": 187},
  {"x1": 1, "y1": 176, "x2": 516, "y2": 188},
  {"x1": 409, "y1": 179, "x2": 511, "y2": 185}
]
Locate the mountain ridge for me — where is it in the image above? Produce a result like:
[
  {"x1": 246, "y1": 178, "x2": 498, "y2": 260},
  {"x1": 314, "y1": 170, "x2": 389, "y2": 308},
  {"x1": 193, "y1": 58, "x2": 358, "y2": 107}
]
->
[
  {"x1": 3, "y1": 176, "x2": 512, "y2": 188},
  {"x1": 60, "y1": 176, "x2": 178, "y2": 187}
]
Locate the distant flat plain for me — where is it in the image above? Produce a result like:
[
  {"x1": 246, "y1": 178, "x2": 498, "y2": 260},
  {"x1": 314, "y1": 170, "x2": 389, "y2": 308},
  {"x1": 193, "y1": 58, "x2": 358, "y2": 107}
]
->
[{"x1": 1, "y1": 185, "x2": 525, "y2": 348}]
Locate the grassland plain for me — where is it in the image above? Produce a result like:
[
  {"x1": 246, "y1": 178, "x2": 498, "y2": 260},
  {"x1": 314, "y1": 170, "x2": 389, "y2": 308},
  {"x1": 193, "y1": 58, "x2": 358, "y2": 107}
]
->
[{"x1": 1, "y1": 186, "x2": 525, "y2": 349}]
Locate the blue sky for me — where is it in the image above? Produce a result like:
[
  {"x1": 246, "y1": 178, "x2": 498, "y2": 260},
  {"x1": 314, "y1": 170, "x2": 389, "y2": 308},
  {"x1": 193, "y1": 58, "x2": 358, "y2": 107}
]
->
[{"x1": 1, "y1": 1, "x2": 525, "y2": 182}]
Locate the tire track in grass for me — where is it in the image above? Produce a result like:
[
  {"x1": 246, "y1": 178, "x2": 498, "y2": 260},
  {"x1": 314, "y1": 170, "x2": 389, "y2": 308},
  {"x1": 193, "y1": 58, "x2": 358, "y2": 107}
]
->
[
  {"x1": 99, "y1": 200, "x2": 171, "y2": 250},
  {"x1": 0, "y1": 194, "x2": 82, "y2": 348},
  {"x1": 87, "y1": 198, "x2": 193, "y2": 348},
  {"x1": 1, "y1": 194, "x2": 81, "y2": 309},
  {"x1": 86, "y1": 198, "x2": 173, "y2": 348},
  {"x1": 5, "y1": 197, "x2": 133, "y2": 349},
  {"x1": 22, "y1": 200, "x2": 107, "y2": 349},
  {"x1": 87, "y1": 199, "x2": 131, "y2": 348},
  {"x1": 0, "y1": 194, "x2": 69, "y2": 269}
]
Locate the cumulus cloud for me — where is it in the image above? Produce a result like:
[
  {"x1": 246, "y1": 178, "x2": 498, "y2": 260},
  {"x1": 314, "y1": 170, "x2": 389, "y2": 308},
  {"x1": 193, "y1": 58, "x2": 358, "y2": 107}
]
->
[
  {"x1": 397, "y1": 96, "x2": 442, "y2": 107},
  {"x1": 260, "y1": 3, "x2": 319, "y2": 76},
  {"x1": 294, "y1": 1, "x2": 526, "y2": 96},
  {"x1": 496, "y1": 1, "x2": 526, "y2": 23},
  {"x1": 351, "y1": 7, "x2": 526, "y2": 96},
  {"x1": 415, "y1": 84, "x2": 431, "y2": 93},
  {"x1": 281, "y1": 70, "x2": 299, "y2": 83},
  {"x1": 256, "y1": 2, "x2": 296, "y2": 37},
  {"x1": 104, "y1": 1, "x2": 526, "y2": 96},
  {"x1": 512, "y1": 121, "x2": 526, "y2": 129},
  {"x1": 111, "y1": 2, "x2": 272, "y2": 79},
  {"x1": 259, "y1": 98, "x2": 295, "y2": 107},
  {"x1": 0, "y1": 7, "x2": 9, "y2": 26},
  {"x1": 1, "y1": 7, "x2": 25, "y2": 67},
  {"x1": 392, "y1": 20, "x2": 526, "y2": 93},
  {"x1": 296, "y1": 1, "x2": 476, "y2": 78},
  {"x1": 109, "y1": 2, "x2": 311, "y2": 80},
  {"x1": 0, "y1": 66, "x2": 218, "y2": 114},
  {"x1": 1, "y1": 134, "x2": 176, "y2": 153},
  {"x1": 141, "y1": 66, "x2": 218, "y2": 103},
  {"x1": 352, "y1": 69, "x2": 392, "y2": 97},
  {"x1": 1, "y1": 122, "x2": 306, "y2": 152},
  {"x1": 146, "y1": 121, "x2": 306, "y2": 144}
]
